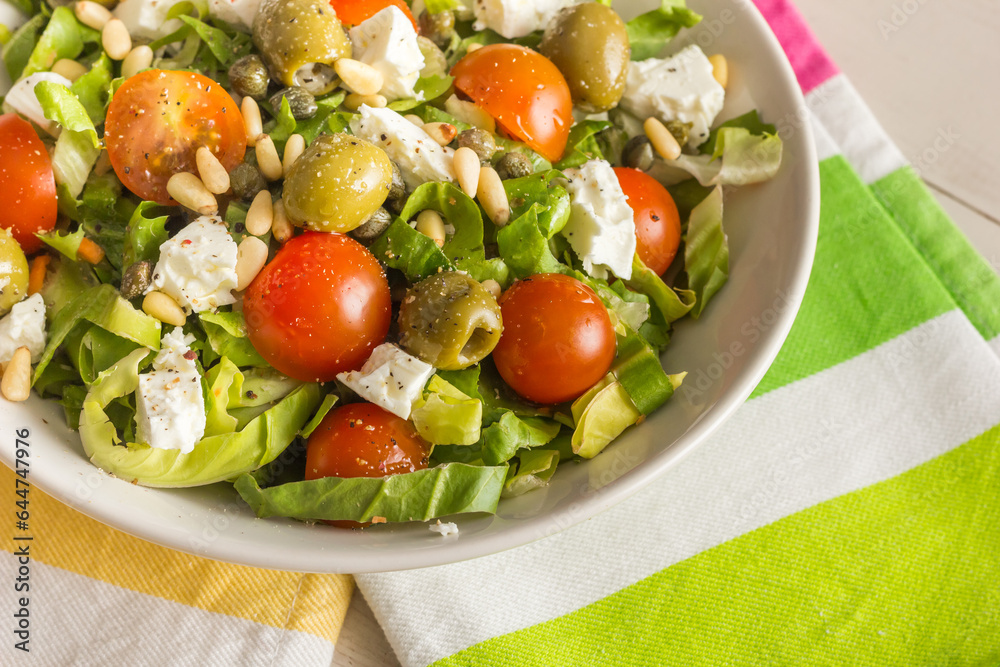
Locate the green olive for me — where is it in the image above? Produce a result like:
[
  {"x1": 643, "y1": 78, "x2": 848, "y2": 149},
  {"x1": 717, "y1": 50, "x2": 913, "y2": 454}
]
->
[
  {"x1": 228, "y1": 55, "x2": 270, "y2": 100},
  {"x1": 253, "y1": 0, "x2": 351, "y2": 96},
  {"x1": 269, "y1": 87, "x2": 318, "y2": 120},
  {"x1": 538, "y1": 3, "x2": 630, "y2": 113},
  {"x1": 0, "y1": 229, "x2": 29, "y2": 316},
  {"x1": 282, "y1": 134, "x2": 393, "y2": 233},
  {"x1": 230, "y1": 162, "x2": 268, "y2": 202},
  {"x1": 398, "y1": 272, "x2": 502, "y2": 371}
]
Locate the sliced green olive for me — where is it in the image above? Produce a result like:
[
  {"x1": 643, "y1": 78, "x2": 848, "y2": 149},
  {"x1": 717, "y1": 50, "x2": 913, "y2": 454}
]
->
[
  {"x1": 0, "y1": 229, "x2": 28, "y2": 316},
  {"x1": 282, "y1": 134, "x2": 393, "y2": 233},
  {"x1": 398, "y1": 272, "x2": 502, "y2": 371},
  {"x1": 253, "y1": 0, "x2": 351, "y2": 96},
  {"x1": 538, "y1": 3, "x2": 630, "y2": 113}
]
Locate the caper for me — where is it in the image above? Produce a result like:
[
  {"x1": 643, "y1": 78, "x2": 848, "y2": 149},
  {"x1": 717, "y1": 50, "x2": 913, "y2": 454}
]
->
[
  {"x1": 253, "y1": 0, "x2": 351, "y2": 96},
  {"x1": 538, "y1": 3, "x2": 630, "y2": 112},
  {"x1": 349, "y1": 207, "x2": 393, "y2": 245},
  {"x1": 228, "y1": 55, "x2": 270, "y2": 100},
  {"x1": 457, "y1": 128, "x2": 496, "y2": 162},
  {"x1": 384, "y1": 161, "x2": 406, "y2": 213},
  {"x1": 665, "y1": 120, "x2": 693, "y2": 148},
  {"x1": 282, "y1": 134, "x2": 393, "y2": 232},
  {"x1": 622, "y1": 135, "x2": 655, "y2": 171},
  {"x1": 0, "y1": 229, "x2": 28, "y2": 316},
  {"x1": 229, "y1": 162, "x2": 268, "y2": 202},
  {"x1": 418, "y1": 11, "x2": 455, "y2": 50},
  {"x1": 269, "y1": 86, "x2": 317, "y2": 120},
  {"x1": 120, "y1": 260, "x2": 152, "y2": 301},
  {"x1": 398, "y1": 272, "x2": 502, "y2": 371},
  {"x1": 495, "y1": 152, "x2": 533, "y2": 180}
]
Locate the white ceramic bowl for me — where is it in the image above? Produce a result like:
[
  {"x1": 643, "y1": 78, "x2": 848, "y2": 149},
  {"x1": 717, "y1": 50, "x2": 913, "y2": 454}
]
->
[{"x1": 0, "y1": 0, "x2": 819, "y2": 573}]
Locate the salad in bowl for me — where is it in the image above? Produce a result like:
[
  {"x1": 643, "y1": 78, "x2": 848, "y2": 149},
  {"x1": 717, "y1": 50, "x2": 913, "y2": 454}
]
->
[{"x1": 0, "y1": 0, "x2": 785, "y2": 532}]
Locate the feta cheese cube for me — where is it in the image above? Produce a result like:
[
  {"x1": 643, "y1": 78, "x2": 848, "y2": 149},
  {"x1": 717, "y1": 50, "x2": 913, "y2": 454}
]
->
[
  {"x1": 134, "y1": 328, "x2": 206, "y2": 454},
  {"x1": 337, "y1": 344, "x2": 435, "y2": 420},
  {"x1": 561, "y1": 160, "x2": 637, "y2": 281},
  {"x1": 350, "y1": 6, "x2": 425, "y2": 102},
  {"x1": 473, "y1": 0, "x2": 578, "y2": 39},
  {"x1": 3, "y1": 72, "x2": 73, "y2": 136},
  {"x1": 0, "y1": 293, "x2": 46, "y2": 364},
  {"x1": 147, "y1": 216, "x2": 238, "y2": 314},
  {"x1": 113, "y1": 0, "x2": 187, "y2": 41},
  {"x1": 350, "y1": 105, "x2": 456, "y2": 190},
  {"x1": 207, "y1": 0, "x2": 261, "y2": 31},
  {"x1": 621, "y1": 45, "x2": 726, "y2": 149}
]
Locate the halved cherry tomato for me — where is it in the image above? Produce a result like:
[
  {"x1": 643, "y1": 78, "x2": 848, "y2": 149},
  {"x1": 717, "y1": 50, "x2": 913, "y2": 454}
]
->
[
  {"x1": 306, "y1": 402, "x2": 430, "y2": 528},
  {"x1": 105, "y1": 70, "x2": 246, "y2": 205},
  {"x1": 329, "y1": 0, "x2": 417, "y2": 30},
  {"x1": 243, "y1": 232, "x2": 392, "y2": 382},
  {"x1": 451, "y1": 44, "x2": 573, "y2": 163},
  {"x1": 614, "y1": 167, "x2": 682, "y2": 275},
  {"x1": 0, "y1": 114, "x2": 57, "y2": 254},
  {"x1": 492, "y1": 274, "x2": 616, "y2": 405}
]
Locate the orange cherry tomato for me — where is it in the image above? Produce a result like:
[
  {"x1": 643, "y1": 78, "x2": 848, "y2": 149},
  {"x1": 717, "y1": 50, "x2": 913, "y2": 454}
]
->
[
  {"x1": 0, "y1": 114, "x2": 57, "y2": 254},
  {"x1": 451, "y1": 44, "x2": 573, "y2": 163},
  {"x1": 105, "y1": 70, "x2": 246, "y2": 205},
  {"x1": 614, "y1": 167, "x2": 682, "y2": 275},
  {"x1": 329, "y1": 0, "x2": 418, "y2": 30},
  {"x1": 492, "y1": 273, "x2": 616, "y2": 405},
  {"x1": 243, "y1": 232, "x2": 392, "y2": 382}
]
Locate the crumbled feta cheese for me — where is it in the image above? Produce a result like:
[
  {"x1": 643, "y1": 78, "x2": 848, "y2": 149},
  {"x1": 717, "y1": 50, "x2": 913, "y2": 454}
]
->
[
  {"x1": 350, "y1": 6, "x2": 425, "y2": 102},
  {"x1": 621, "y1": 45, "x2": 726, "y2": 149},
  {"x1": 0, "y1": 294, "x2": 46, "y2": 364},
  {"x1": 3, "y1": 72, "x2": 73, "y2": 136},
  {"x1": 350, "y1": 105, "x2": 456, "y2": 189},
  {"x1": 473, "y1": 0, "x2": 578, "y2": 39},
  {"x1": 561, "y1": 160, "x2": 637, "y2": 280},
  {"x1": 207, "y1": 0, "x2": 261, "y2": 31},
  {"x1": 135, "y1": 328, "x2": 206, "y2": 454},
  {"x1": 429, "y1": 520, "x2": 459, "y2": 537},
  {"x1": 113, "y1": 0, "x2": 187, "y2": 41},
  {"x1": 337, "y1": 344, "x2": 435, "y2": 420},
  {"x1": 147, "y1": 216, "x2": 238, "y2": 313}
]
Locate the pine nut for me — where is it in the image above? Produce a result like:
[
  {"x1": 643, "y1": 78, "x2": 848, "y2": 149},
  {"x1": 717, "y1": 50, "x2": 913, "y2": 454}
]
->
[
  {"x1": 453, "y1": 147, "x2": 480, "y2": 197},
  {"x1": 466, "y1": 43, "x2": 483, "y2": 53},
  {"x1": 344, "y1": 93, "x2": 387, "y2": 111},
  {"x1": 166, "y1": 172, "x2": 218, "y2": 215},
  {"x1": 1, "y1": 347, "x2": 31, "y2": 402},
  {"x1": 255, "y1": 135, "x2": 283, "y2": 181},
  {"x1": 51, "y1": 59, "x2": 87, "y2": 82},
  {"x1": 445, "y1": 95, "x2": 495, "y2": 133},
  {"x1": 271, "y1": 200, "x2": 294, "y2": 243},
  {"x1": 142, "y1": 291, "x2": 187, "y2": 326},
  {"x1": 708, "y1": 54, "x2": 728, "y2": 89},
  {"x1": 282, "y1": 133, "x2": 305, "y2": 173},
  {"x1": 415, "y1": 209, "x2": 446, "y2": 247},
  {"x1": 102, "y1": 19, "x2": 132, "y2": 61},
  {"x1": 644, "y1": 117, "x2": 682, "y2": 160},
  {"x1": 196, "y1": 147, "x2": 231, "y2": 195},
  {"x1": 481, "y1": 279, "x2": 501, "y2": 300},
  {"x1": 235, "y1": 236, "x2": 269, "y2": 291},
  {"x1": 422, "y1": 122, "x2": 457, "y2": 147},
  {"x1": 241, "y1": 96, "x2": 263, "y2": 147},
  {"x1": 75, "y1": 1, "x2": 112, "y2": 30},
  {"x1": 477, "y1": 166, "x2": 509, "y2": 227},
  {"x1": 404, "y1": 114, "x2": 424, "y2": 127},
  {"x1": 122, "y1": 45, "x2": 154, "y2": 79},
  {"x1": 334, "y1": 57, "x2": 384, "y2": 96},
  {"x1": 245, "y1": 190, "x2": 274, "y2": 236}
]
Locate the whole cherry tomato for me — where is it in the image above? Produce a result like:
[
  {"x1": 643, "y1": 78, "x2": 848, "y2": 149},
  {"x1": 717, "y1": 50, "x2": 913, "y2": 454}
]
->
[
  {"x1": 0, "y1": 114, "x2": 57, "y2": 254},
  {"x1": 614, "y1": 167, "x2": 682, "y2": 275},
  {"x1": 329, "y1": 0, "x2": 417, "y2": 29}
]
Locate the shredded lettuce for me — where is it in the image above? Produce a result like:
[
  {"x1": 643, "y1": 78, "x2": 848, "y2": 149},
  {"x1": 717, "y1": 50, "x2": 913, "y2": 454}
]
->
[
  {"x1": 370, "y1": 218, "x2": 454, "y2": 281},
  {"x1": 496, "y1": 206, "x2": 564, "y2": 279},
  {"x1": 36, "y1": 81, "x2": 101, "y2": 197},
  {"x1": 685, "y1": 186, "x2": 728, "y2": 318},
  {"x1": 700, "y1": 110, "x2": 776, "y2": 155},
  {"x1": 411, "y1": 376, "x2": 483, "y2": 446},
  {"x1": 177, "y1": 15, "x2": 252, "y2": 68},
  {"x1": 626, "y1": 0, "x2": 702, "y2": 61},
  {"x1": 70, "y1": 54, "x2": 113, "y2": 125},
  {"x1": 624, "y1": 253, "x2": 696, "y2": 324},
  {"x1": 2, "y1": 12, "x2": 43, "y2": 81},
  {"x1": 266, "y1": 92, "x2": 348, "y2": 150},
  {"x1": 198, "y1": 311, "x2": 267, "y2": 368},
  {"x1": 555, "y1": 120, "x2": 611, "y2": 170},
  {"x1": 503, "y1": 170, "x2": 571, "y2": 239},
  {"x1": 204, "y1": 357, "x2": 243, "y2": 436},
  {"x1": 300, "y1": 393, "x2": 339, "y2": 439},
  {"x1": 23, "y1": 7, "x2": 98, "y2": 77},
  {"x1": 396, "y1": 182, "x2": 486, "y2": 269},
  {"x1": 612, "y1": 323, "x2": 678, "y2": 415},
  {"x1": 650, "y1": 126, "x2": 783, "y2": 187},
  {"x1": 123, "y1": 201, "x2": 170, "y2": 269},
  {"x1": 480, "y1": 411, "x2": 561, "y2": 466},
  {"x1": 502, "y1": 449, "x2": 559, "y2": 498}
]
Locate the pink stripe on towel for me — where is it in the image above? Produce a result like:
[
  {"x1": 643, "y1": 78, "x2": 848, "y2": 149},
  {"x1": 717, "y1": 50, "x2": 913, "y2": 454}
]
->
[{"x1": 751, "y1": 0, "x2": 838, "y2": 93}]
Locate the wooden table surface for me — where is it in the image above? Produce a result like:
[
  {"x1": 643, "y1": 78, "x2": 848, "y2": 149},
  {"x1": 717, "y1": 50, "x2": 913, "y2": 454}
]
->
[{"x1": 331, "y1": 2, "x2": 1000, "y2": 664}]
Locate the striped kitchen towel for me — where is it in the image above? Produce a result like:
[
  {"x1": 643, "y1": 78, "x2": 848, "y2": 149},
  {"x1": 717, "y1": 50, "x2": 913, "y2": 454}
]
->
[{"x1": 355, "y1": 1, "x2": 1000, "y2": 665}]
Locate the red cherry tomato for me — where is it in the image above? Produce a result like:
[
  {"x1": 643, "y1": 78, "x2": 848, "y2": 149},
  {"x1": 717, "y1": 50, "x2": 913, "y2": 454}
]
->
[
  {"x1": 105, "y1": 70, "x2": 246, "y2": 205},
  {"x1": 613, "y1": 167, "x2": 682, "y2": 275},
  {"x1": 329, "y1": 0, "x2": 417, "y2": 30},
  {"x1": 0, "y1": 114, "x2": 57, "y2": 254},
  {"x1": 243, "y1": 232, "x2": 392, "y2": 382},
  {"x1": 451, "y1": 44, "x2": 573, "y2": 163},
  {"x1": 492, "y1": 274, "x2": 616, "y2": 405},
  {"x1": 306, "y1": 402, "x2": 430, "y2": 528}
]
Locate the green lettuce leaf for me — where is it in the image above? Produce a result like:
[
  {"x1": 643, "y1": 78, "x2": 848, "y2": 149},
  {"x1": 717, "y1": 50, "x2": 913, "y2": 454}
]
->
[
  {"x1": 198, "y1": 311, "x2": 267, "y2": 368},
  {"x1": 624, "y1": 253, "x2": 695, "y2": 324},
  {"x1": 71, "y1": 54, "x2": 113, "y2": 126},
  {"x1": 612, "y1": 322, "x2": 677, "y2": 415},
  {"x1": 204, "y1": 357, "x2": 244, "y2": 436},
  {"x1": 24, "y1": 7, "x2": 98, "y2": 77},
  {"x1": 35, "y1": 81, "x2": 101, "y2": 197},
  {"x1": 369, "y1": 218, "x2": 454, "y2": 281},
  {"x1": 64, "y1": 323, "x2": 146, "y2": 385},
  {"x1": 411, "y1": 376, "x2": 483, "y2": 446},
  {"x1": 266, "y1": 92, "x2": 347, "y2": 150},
  {"x1": 502, "y1": 449, "x2": 559, "y2": 498},
  {"x1": 37, "y1": 228, "x2": 85, "y2": 261},
  {"x1": 626, "y1": 0, "x2": 702, "y2": 61},
  {"x1": 685, "y1": 186, "x2": 727, "y2": 318},
  {"x1": 123, "y1": 201, "x2": 170, "y2": 269},
  {"x1": 700, "y1": 110, "x2": 777, "y2": 156},
  {"x1": 503, "y1": 170, "x2": 570, "y2": 238},
  {"x1": 2, "y1": 13, "x2": 44, "y2": 81},
  {"x1": 570, "y1": 374, "x2": 642, "y2": 458},
  {"x1": 496, "y1": 206, "x2": 564, "y2": 279},
  {"x1": 651, "y1": 127, "x2": 783, "y2": 187},
  {"x1": 554, "y1": 120, "x2": 610, "y2": 170},
  {"x1": 177, "y1": 15, "x2": 251, "y2": 68},
  {"x1": 396, "y1": 182, "x2": 486, "y2": 268},
  {"x1": 299, "y1": 393, "x2": 339, "y2": 439},
  {"x1": 234, "y1": 462, "x2": 508, "y2": 522},
  {"x1": 480, "y1": 411, "x2": 561, "y2": 466},
  {"x1": 667, "y1": 178, "x2": 714, "y2": 222}
]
